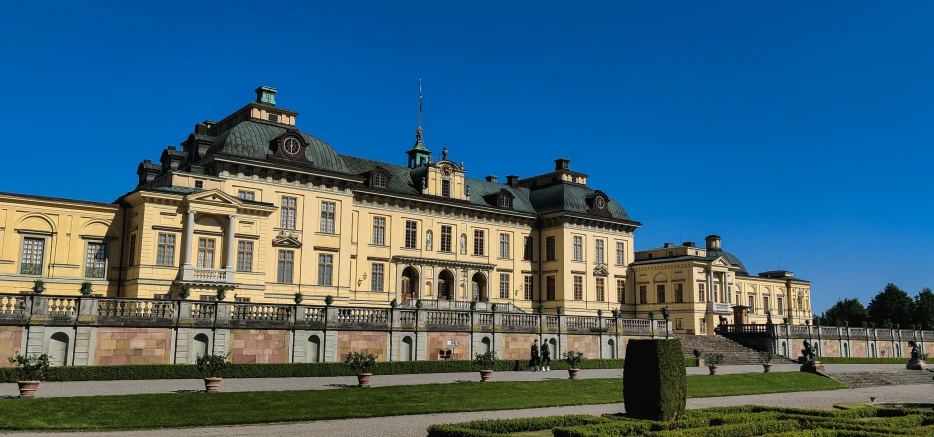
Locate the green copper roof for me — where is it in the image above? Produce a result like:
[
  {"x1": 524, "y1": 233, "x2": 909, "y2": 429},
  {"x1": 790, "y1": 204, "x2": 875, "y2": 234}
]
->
[
  {"x1": 528, "y1": 183, "x2": 632, "y2": 221},
  {"x1": 205, "y1": 121, "x2": 347, "y2": 173},
  {"x1": 705, "y1": 249, "x2": 748, "y2": 275}
]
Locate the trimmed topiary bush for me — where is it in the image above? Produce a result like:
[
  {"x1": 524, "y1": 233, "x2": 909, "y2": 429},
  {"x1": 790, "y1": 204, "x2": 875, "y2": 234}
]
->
[{"x1": 623, "y1": 339, "x2": 687, "y2": 422}]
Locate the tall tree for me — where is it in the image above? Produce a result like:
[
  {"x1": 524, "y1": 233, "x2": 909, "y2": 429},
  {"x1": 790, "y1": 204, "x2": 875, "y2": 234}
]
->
[
  {"x1": 913, "y1": 288, "x2": 934, "y2": 330},
  {"x1": 867, "y1": 283, "x2": 915, "y2": 328},
  {"x1": 819, "y1": 298, "x2": 868, "y2": 327}
]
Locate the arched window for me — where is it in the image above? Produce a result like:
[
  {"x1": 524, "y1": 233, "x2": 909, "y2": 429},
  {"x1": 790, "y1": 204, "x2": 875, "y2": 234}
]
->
[
  {"x1": 49, "y1": 332, "x2": 70, "y2": 366},
  {"x1": 307, "y1": 335, "x2": 321, "y2": 362},
  {"x1": 401, "y1": 336, "x2": 414, "y2": 361},
  {"x1": 481, "y1": 337, "x2": 492, "y2": 354}
]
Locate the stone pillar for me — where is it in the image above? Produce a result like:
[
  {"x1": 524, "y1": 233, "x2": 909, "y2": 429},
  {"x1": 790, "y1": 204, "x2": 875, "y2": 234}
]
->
[
  {"x1": 225, "y1": 215, "x2": 237, "y2": 270},
  {"x1": 706, "y1": 271, "x2": 714, "y2": 302},
  {"x1": 184, "y1": 210, "x2": 195, "y2": 266}
]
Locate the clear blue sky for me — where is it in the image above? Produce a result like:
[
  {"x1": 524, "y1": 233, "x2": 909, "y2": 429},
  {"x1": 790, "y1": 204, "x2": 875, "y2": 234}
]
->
[{"x1": 1, "y1": 2, "x2": 932, "y2": 313}]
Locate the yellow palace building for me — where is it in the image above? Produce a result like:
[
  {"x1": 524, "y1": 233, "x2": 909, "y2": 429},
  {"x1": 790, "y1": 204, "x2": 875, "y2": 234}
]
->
[{"x1": 0, "y1": 86, "x2": 811, "y2": 332}]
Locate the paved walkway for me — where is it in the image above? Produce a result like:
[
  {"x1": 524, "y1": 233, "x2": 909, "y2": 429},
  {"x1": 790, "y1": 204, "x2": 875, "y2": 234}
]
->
[
  {"x1": 5, "y1": 383, "x2": 930, "y2": 437},
  {"x1": 0, "y1": 364, "x2": 910, "y2": 398}
]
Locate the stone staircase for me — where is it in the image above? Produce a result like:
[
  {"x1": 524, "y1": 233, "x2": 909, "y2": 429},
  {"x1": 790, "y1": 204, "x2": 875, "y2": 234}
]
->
[
  {"x1": 675, "y1": 334, "x2": 795, "y2": 365},
  {"x1": 826, "y1": 370, "x2": 934, "y2": 388}
]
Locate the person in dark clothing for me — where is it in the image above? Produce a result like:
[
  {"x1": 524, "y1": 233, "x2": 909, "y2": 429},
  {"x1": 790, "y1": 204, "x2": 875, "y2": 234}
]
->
[
  {"x1": 540, "y1": 341, "x2": 551, "y2": 371},
  {"x1": 530, "y1": 340, "x2": 540, "y2": 371}
]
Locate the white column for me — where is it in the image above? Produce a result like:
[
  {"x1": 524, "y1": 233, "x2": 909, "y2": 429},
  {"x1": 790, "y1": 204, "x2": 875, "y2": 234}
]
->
[
  {"x1": 706, "y1": 271, "x2": 714, "y2": 302},
  {"x1": 184, "y1": 210, "x2": 195, "y2": 266},
  {"x1": 225, "y1": 215, "x2": 237, "y2": 270}
]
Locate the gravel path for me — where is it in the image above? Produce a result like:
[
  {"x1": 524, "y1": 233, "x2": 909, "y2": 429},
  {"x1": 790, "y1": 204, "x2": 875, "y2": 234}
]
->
[
  {"x1": 0, "y1": 364, "x2": 908, "y2": 398},
  {"x1": 5, "y1": 383, "x2": 930, "y2": 437}
]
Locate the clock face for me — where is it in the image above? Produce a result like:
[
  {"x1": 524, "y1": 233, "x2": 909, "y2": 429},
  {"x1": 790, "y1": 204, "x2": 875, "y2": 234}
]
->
[
  {"x1": 439, "y1": 163, "x2": 453, "y2": 177},
  {"x1": 282, "y1": 137, "x2": 301, "y2": 156},
  {"x1": 595, "y1": 196, "x2": 606, "y2": 210}
]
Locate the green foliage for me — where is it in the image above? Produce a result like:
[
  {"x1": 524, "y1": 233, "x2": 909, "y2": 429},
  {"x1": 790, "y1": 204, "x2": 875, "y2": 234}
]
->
[
  {"x1": 324, "y1": 295, "x2": 334, "y2": 306},
  {"x1": 867, "y1": 283, "x2": 914, "y2": 328},
  {"x1": 196, "y1": 353, "x2": 230, "y2": 378},
  {"x1": 563, "y1": 351, "x2": 585, "y2": 368},
  {"x1": 32, "y1": 279, "x2": 44, "y2": 293},
  {"x1": 427, "y1": 415, "x2": 612, "y2": 437},
  {"x1": 820, "y1": 298, "x2": 868, "y2": 327},
  {"x1": 7, "y1": 354, "x2": 50, "y2": 381},
  {"x1": 79, "y1": 281, "x2": 93, "y2": 295},
  {"x1": 294, "y1": 292, "x2": 303, "y2": 304},
  {"x1": 623, "y1": 339, "x2": 687, "y2": 422},
  {"x1": 216, "y1": 285, "x2": 227, "y2": 301},
  {"x1": 704, "y1": 353, "x2": 724, "y2": 365},
  {"x1": 178, "y1": 284, "x2": 190, "y2": 299},
  {"x1": 345, "y1": 351, "x2": 378, "y2": 374},
  {"x1": 473, "y1": 351, "x2": 498, "y2": 370},
  {"x1": 913, "y1": 288, "x2": 934, "y2": 330},
  {"x1": 815, "y1": 357, "x2": 908, "y2": 364},
  {"x1": 758, "y1": 350, "x2": 773, "y2": 364}
]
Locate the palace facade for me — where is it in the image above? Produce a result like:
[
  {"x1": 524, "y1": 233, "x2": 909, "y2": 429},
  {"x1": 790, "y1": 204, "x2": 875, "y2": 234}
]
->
[{"x1": 0, "y1": 86, "x2": 812, "y2": 333}]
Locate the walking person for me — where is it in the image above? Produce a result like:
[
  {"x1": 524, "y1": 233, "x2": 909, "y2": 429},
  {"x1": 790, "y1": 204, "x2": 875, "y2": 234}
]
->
[
  {"x1": 530, "y1": 339, "x2": 540, "y2": 371},
  {"x1": 540, "y1": 340, "x2": 551, "y2": 371}
]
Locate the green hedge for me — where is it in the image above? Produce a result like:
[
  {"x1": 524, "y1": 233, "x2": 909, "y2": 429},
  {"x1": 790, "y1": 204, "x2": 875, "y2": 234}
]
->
[
  {"x1": 427, "y1": 415, "x2": 613, "y2": 437},
  {"x1": 0, "y1": 358, "x2": 700, "y2": 383},
  {"x1": 623, "y1": 339, "x2": 687, "y2": 421},
  {"x1": 815, "y1": 357, "x2": 908, "y2": 364}
]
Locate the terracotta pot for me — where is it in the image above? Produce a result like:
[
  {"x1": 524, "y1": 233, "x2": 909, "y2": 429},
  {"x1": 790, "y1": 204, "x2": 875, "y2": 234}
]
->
[
  {"x1": 203, "y1": 377, "x2": 222, "y2": 392},
  {"x1": 479, "y1": 369, "x2": 493, "y2": 382},
  {"x1": 357, "y1": 373, "x2": 372, "y2": 387},
  {"x1": 17, "y1": 381, "x2": 39, "y2": 398},
  {"x1": 763, "y1": 364, "x2": 773, "y2": 373},
  {"x1": 708, "y1": 365, "x2": 718, "y2": 375},
  {"x1": 568, "y1": 368, "x2": 580, "y2": 380}
]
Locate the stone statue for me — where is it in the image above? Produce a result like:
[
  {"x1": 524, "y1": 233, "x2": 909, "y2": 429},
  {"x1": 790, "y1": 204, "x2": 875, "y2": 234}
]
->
[
  {"x1": 801, "y1": 339, "x2": 817, "y2": 363},
  {"x1": 540, "y1": 341, "x2": 551, "y2": 372},
  {"x1": 766, "y1": 312, "x2": 773, "y2": 326},
  {"x1": 442, "y1": 146, "x2": 449, "y2": 161},
  {"x1": 909, "y1": 341, "x2": 920, "y2": 361},
  {"x1": 460, "y1": 234, "x2": 467, "y2": 254},
  {"x1": 426, "y1": 231, "x2": 433, "y2": 251},
  {"x1": 661, "y1": 307, "x2": 670, "y2": 321},
  {"x1": 422, "y1": 176, "x2": 427, "y2": 190},
  {"x1": 718, "y1": 315, "x2": 727, "y2": 325},
  {"x1": 530, "y1": 340, "x2": 540, "y2": 371}
]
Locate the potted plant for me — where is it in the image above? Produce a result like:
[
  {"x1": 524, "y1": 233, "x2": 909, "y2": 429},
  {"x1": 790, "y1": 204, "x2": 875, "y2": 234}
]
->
[
  {"x1": 556, "y1": 306, "x2": 563, "y2": 315},
  {"x1": 704, "y1": 353, "x2": 724, "y2": 375},
  {"x1": 178, "y1": 284, "x2": 191, "y2": 300},
  {"x1": 470, "y1": 300, "x2": 478, "y2": 311},
  {"x1": 783, "y1": 317, "x2": 789, "y2": 325},
  {"x1": 473, "y1": 351, "x2": 497, "y2": 382},
  {"x1": 536, "y1": 303, "x2": 545, "y2": 314},
  {"x1": 759, "y1": 350, "x2": 774, "y2": 373},
  {"x1": 415, "y1": 299, "x2": 423, "y2": 309},
  {"x1": 597, "y1": 309, "x2": 603, "y2": 317},
  {"x1": 196, "y1": 353, "x2": 230, "y2": 392},
  {"x1": 79, "y1": 281, "x2": 93, "y2": 296},
  {"x1": 8, "y1": 354, "x2": 50, "y2": 398},
  {"x1": 389, "y1": 298, "x2": 397, "y2": 308},
  {"x1": 216, "y1": 286, "x2": 227, "y2": 302},
  {"x1": 324, "y1": 295, "x2": 334, "y2": 306},
  {"x1": 611, "y1": 308, "x2": 620, "y2": 318},
  {"x1": 491, "y1": 303, "x2": 498, "y2": 312},
  {"x1": 294, "y1": 292, "x2": 303, "y2": 304},
  {"x1": 32, "y1": 279, "x2": 45, "y2": 294},
  {"x1": 563, "y1": 351, "x2": 585, "y2": 380},
  {"x1": 345, "y1": 351, "x2": 378, "y2": 387}
]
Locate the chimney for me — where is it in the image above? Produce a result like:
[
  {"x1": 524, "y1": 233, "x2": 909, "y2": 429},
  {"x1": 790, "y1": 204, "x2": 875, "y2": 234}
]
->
[
  {"x1": 664, "y1": 242, "x2": 674, "y2": 248},
  {"x1": 255, "y1": 86, "x2": 277, "y2": 105},
  {"x1": 485, "y1": 175, "x2": 498, "y2": 183},
  {"x1": 555, "y1": 158, "x2": 570, "y2": 171},
  {"x1": 506, "y1": 175, "x2": 519, "y2": 188},
  {"x1": 705, "y1": 235, "x2": 722, "y2": 250},
  {"x1": 683, "y1": 241, "x2": 695, "y2": 248},
  {"x1": 194, "y1": 122, "x2": 208, "y2": 135}
]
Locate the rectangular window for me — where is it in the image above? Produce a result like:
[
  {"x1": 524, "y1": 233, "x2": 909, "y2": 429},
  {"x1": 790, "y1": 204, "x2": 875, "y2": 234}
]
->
[
  {"x1": 21, "y1": 237, "x2": 44, "y2": 275},
  {"x1": 523, "y1": 276, "x2": 533, "y2": 300},
  {"x1": 404, "y1": 220, "x2": 418, "y2": 249},
  {"x1": 126, "y1": 234, "x2": 137, "y2": 267},
  {"x1": 441, "y1": 179, "x2": 451, "y2": 198},
  {"x1": 617, "y1": 279, "x2": 625, "y2": 303},
  {"x1": 440, "y1": 225, "x2": 452, "y2": 252},
  {"x1": 546, "y1": 236, "x2": 556, "y2": 261},
  {"x1": 763, "y1": 296, "x2": 770, "y2": 314},
  {"x1": 573, "y1": 276, "x2": 583, "y2": 300},
  {"x1": 235, "y1": 297, "x2": 251, "y2": 303},
  {"x1": 473, "y1": 230, "x2": 485, "y2": 255},
  {"x1": 523, "y1": 236, "x2": 533, "y2": 261},
  {"x1": 280, "y1": 196, "x2": 297, "y2": 229},
  {"x1": 698, "y1": 283, "x2": 706, "y2": 302},
  {"x1": 318, "y1": 254, "x2": 333, "y2": 285},
  {"x1": 372, "y1": 217, "x2": 386, "y2": 245},
  {"x1": 699, "y1": 318, "x2": 706, "y2": 334},
  {"x1": 156, "y1": 233, "x2": 175, "y2": 266},
  {"x1": 194, "y1": 180, "x2": 203, "y2": 189},
  {"x1": 277, "y1": 250, "x2": 294, "y2": 283},
  {"x1": 596, "y1": 278, "x2": 605, "y2": 302},
  {"x1": 657, "y1": 284, "x2": 666, "y2": 303},
  {"x1": 616, "y1": 242, "x2": 625, "y2": 265},
  {"x1": 499, "y1": 233, "x2": 510, "y2": 258},
  {"x1": 736, "y1": 293, "x2": 741, "y2": 305},
  {"x1": 237, "y1": 241, "x2": 253, "y2": 272},
  {"x1": 153, "y1": 294, "x2": 171, "y2": 300},
  {"x1": 499, "y1": 273, "x2": 510, "y2": 299},
  {"x1": 675, "y1": 283, "x2": 684, "y2": 303},
  {"x1": 714, "y1": 283, "x2": 720, "y2": 303},
  {"x1": 546, "y1": 276, "x2": 556, "y2": 300},
  {"x1": 371, "y1": 263, "x2": 384, "y2": 291},
  {"x1": 85, "y1": 242, "x2": 106, "y2": 278},
  {"x1": 676, "y1": 318, "x2": 684, "y2": 330},
  {"x1": 320, "y1": 201, "x2": 336, "y2": 233},
  {"x1": 237, "y1": 190, "x2": 255, "y2": 201},
  {"x1": 573, "y1": 236, "x2": 583, "y2": 261},
  {"x1": 748, "y1": 295, "x2": 755, "y2": 312},
  {"x1": 197, "y1": 238, "x2": 216, "y2": 268},
  {"x1": 595, "y1": 240, "x2": 605, "y2": 264},
  {"x1": 200, "y1": 295, "x2": 217, "y2": 302},
  {"x1": 639, "y1": 285, "x2": 648, "y2": 304},
  {"x1": 267, "y1": 113, "x2": 279, "y2": 123},
  {"x1": 778, "y1": 297, "x2": 784, "y2": 315}
]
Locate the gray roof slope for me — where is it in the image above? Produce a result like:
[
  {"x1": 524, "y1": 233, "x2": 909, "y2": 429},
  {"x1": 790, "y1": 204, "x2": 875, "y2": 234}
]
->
[
  {"x1": 528, "y1": 183, "x2": 632, "y2": 221},
  {"x1": 205, "y1": 121, "x2": 348, "y2": 173},
  {"x1": 705, "y1": 249, "x2": 748, "y2": 275}
]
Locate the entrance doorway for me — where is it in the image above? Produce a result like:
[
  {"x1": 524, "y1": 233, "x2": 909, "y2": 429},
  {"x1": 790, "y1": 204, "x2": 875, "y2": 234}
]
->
[
  {"x1": 438, "y1": 270, "x2": 455, "y2": 300},
  {"x1": 472, "y1": 272, "x2": 487, "y2": 302},
  {"x1": 401, "y1": 267, "x2": 419, "y2": 302}
]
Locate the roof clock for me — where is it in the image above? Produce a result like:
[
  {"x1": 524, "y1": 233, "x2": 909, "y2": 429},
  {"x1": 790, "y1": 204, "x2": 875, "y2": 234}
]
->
[
  {"x1": 595, "y1": 195, "x2": 606, "y2": 210},
  {"x1": 439, "y1": 162, "x2": 453, "y2": 177},
  {"x1": 282, "y1": 136, "x2": 302, "y2": 156}
]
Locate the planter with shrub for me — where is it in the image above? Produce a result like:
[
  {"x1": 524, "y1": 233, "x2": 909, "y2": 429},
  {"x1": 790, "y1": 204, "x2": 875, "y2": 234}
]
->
[
  {"x1": 704, "y1": 353, "x2": 724, "y2": 375},
  {"x1": 8, "y1": 354, "x2": 50, "y2": 398},
  {"x1": 196, "y1": 353, "x2": 230, "y2": 392},
  {"x1": 473, "y1": 351, "x2": 497, "y2": 382},
  {"x1": 32, "y1": 279, "x2": 44, "y2": 294},
  {"x1": 79, "y1": 281, "x2": 93, "y2": 296},
  {"x1": 345, "y1": 351, "x2": 378, "y2": 387},
  {"x1": 563, "y1": 351, "x2": 585, "y2": 380},
  {"x1": 759, "y1": 350, "x2": 774, "y2": 372}
]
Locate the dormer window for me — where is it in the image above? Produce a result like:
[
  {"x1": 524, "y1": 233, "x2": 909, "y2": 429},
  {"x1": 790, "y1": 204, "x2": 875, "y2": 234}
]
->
[
  {"x1": 267, "y1": 113, "x2": 279, "y2": 123},
  {"x1": 498, "y1": 195, "x2": 512, "y2": 208},
  {"x1": 441, "y1": 180, "x2": 451, "y2": 198},
  {"x1": 372, "y1": 172, "x2": 387, "y2": 188}
]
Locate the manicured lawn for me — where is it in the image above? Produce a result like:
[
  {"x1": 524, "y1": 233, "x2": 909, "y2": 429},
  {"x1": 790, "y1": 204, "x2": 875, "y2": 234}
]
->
[{"x1": 0, "y1": 372, "x2": 844, "y2": 431}]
